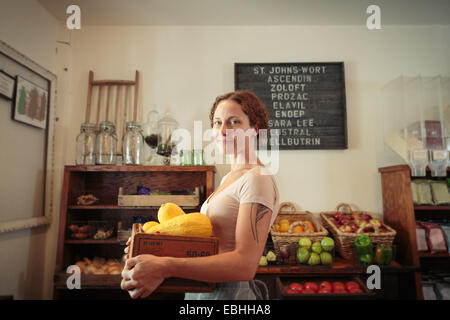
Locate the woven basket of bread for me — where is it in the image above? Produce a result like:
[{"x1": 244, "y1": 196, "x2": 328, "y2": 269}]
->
[
  {"x1": 270, "y1": 202, "x2": 328, "y2": 264},
  {"x1": 320, "y1": 203, "x2": 396, "y2": 260}
]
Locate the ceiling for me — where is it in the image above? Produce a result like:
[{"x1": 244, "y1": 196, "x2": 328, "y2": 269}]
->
[{"x1": 38, "y1": 0, "x2": 450, "y2": 26}]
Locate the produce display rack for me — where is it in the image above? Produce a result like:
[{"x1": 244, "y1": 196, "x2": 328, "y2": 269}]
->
[{"x1": 379, "y1": 165, "x2": 450, "y2": 300}]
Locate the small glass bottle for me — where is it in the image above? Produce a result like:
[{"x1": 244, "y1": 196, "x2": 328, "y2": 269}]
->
[
  {"x1": 193, "y1": 149, "x2": 204, "y2": 165},
  {"x1": 96, "y1": 121, "x2": 117, "y2": 165},
  {"x1": 123, "y1": 121, "x2": 144, "y2": 165},
  {"x1": 76, "y1": 123, "x2": 96, "y2": 165}
]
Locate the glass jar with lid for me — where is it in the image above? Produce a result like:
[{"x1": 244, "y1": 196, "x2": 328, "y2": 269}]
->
[
  {"x1": 157, "y1": 110, "x2": 178, "y2": 165},
  {"x1": 143, "y1": 105, "x2": 160, "y2": 164},
  {"x1": 76, "y1": 123, "x2": 96, "y2": 165},
  {"x1": 95, "y1": 121, "x2": 117, "y2": 165},
  {"x1": 123, "y1": 121, "x2": 144, "y2": 165}
]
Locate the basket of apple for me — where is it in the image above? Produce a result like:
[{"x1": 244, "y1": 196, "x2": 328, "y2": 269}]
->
[
  {"x1": 295, "y1": 237, "x2": 335, "y2": 267},
  {"x1": 320, "y1": 203, "x2": 396, "y2": 260}
]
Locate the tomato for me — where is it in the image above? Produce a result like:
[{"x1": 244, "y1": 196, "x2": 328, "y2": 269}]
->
[
  {"x1": 304, "y1": 282, "x2": 318, "y2": 292},
  {"x1": 333, "y1": 287, "x2": 347, "y2": 294},
  {"x1": 302, "y1": 289, "x2": 316, "y2": 294},
  {"x1": 332, "y1": 282, "x2": 345, "y2": 290},
  {"x1": 289, "y1": 282, "x2": 303, "y2": 292},
  {"x1": 318, "y1": 288, "x2": 331, "y2": 294},
  {"x1": 345, "y1": 281, "x2": 360, "y2": 291},
  {"x1": 319, "y1": 281, "x2": 332, "y2": 291},
  {"x1": 348, "y1": 288, "x2": 363, "y2": 294},
  {"x1": 285, "y1": 288, "x2": 298, "y2": 294}
]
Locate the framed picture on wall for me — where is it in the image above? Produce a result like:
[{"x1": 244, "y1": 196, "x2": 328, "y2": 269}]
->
[
  {"x1": 0, "y1": 70, "x2": 15, "y2": 100},
  {"x1": 13, "y1": 75, "x2": 48, "y2": 129},
  {"x1": 0, "y1": 40, "x2": 56, "y2": 233}
]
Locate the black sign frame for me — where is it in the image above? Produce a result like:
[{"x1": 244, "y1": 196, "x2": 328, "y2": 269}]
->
[{"x1": 234, "y1": 62, "x2": 347, "y2": 150}]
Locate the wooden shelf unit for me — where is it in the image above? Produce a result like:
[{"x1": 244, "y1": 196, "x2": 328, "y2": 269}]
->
[
  {"x1": 54, "y1": 165, "x2": 215, "y2": 299},
  {"x1": 379, "y1": 164, "x2": 450, "y2": 300}
]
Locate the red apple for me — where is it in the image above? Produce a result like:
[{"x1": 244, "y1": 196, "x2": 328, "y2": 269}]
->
[
  {"x1": 348, "y1": 288, "x2": 363, "y2": 294},
  {"x1": 333, "y1": 213, "x2": 342, "y2": 220}
]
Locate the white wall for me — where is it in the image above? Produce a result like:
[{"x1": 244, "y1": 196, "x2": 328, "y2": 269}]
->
[
  {"x1": 0, "y1": 0, "x2": 58, "y2": 299},
  {"x1": 65, "y1": 24, "x2": 450, "y2": 216}
]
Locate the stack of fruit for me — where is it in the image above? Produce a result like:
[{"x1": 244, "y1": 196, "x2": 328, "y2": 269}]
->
[
  {"x1": 259, "y1": 244, "x2": 290, "y2": 266},
  {"x1": 284, "y1": 280, "x2": 364, "y2": 294},
  {"x1": 329, "y1": 212, "x2": 390, "y2": 233},
  {"x1": 296, "y1": 237, "x2": 335, "y2": 266},
  {"x1": 274, "y1": 219, "x2": 315, "y2": 233}
]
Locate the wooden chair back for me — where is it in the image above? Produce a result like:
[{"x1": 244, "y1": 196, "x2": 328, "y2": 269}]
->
[{"x1": 84, "y1": 70, "x2": 140, "y2": 152}]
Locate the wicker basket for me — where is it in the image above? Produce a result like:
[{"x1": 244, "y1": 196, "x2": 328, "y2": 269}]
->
[
  {"x1": 270, "y1": 202, "x2": 328, "y2": 264},
  {"x1": 320, "y1": 203, "x2": 397, "y2": 260}
]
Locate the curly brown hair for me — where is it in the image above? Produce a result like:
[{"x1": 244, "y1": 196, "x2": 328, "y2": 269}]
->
[{"x1": 209, "y1": 90, "x2": 269, "y2": 132}]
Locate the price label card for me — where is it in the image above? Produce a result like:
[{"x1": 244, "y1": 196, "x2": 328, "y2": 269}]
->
[
  {"x1": 412, "y1": 149, "x2": 428, "y2": 161},
  {"x1": 432, "y1": 150, "x2": 447, "y2": 161}
]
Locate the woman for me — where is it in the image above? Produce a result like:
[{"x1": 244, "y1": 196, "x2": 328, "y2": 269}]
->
[{"x1": 121, "y1": 90, "x2": 280, "y2": 300}]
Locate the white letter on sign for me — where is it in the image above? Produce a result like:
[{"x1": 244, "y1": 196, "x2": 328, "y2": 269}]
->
[
  {"x1": 66, "y1": 5, "x2": 81, "y2": 30},
  {"x1": 366, "y1": 265, "x2": 381, "y2": 289},
  {"x1": 366, "y1": 5, "x2": 381, "y2": 30},
  {"x1": 66, "y1": 265, "x2": 81, "y2": 289}
]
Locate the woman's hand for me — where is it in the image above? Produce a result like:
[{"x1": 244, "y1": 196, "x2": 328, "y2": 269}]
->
[
  {"x1": 120, "y1": 254, "x2": 167, "y2": 299},
  {"x1": 123, "y1": 237, "x2": 131, "y2": 259}
]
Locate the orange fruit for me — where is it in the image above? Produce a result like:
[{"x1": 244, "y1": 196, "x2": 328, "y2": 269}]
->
[
  {"x1": 292, "y1": 226, "x2": 305, "y2": 233},
  {"x1": 279, "y1": 223, "x2": 290, "y2": 232},
  {"x1": 304, "y1": 221, "x2": 315, "y2": 232}
]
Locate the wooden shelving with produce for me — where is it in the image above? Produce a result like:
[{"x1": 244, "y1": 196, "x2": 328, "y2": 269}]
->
[
  {"x1": 53, "y1": 165, "x2": 215, "y2": 300},
  {"x1": 379, "y1": 164, "x2": 450, "y2": 300}
]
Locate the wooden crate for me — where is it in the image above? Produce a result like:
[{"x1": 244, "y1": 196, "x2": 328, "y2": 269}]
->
[
  {"x1": 129, "y1": 224, "x2": 219, "y2": 293},
  {"x1": 118, "y1": 187, "x2": 200, "y2": 207}
]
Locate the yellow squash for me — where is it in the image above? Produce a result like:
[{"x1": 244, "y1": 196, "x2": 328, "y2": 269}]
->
[
  {"x1": 142, "y1": 221, "x2": 159, "y2": 233},
  {"x1": 148, "y1": 212, "x2": 213, "y2": 237},
  {"x1": 158, "y1": 202, "x2": 185, "y2": 223}
]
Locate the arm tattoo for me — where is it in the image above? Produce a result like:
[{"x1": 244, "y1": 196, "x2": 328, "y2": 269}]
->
[{"x1": 249, "y1": 203, "x2": 271, "y2": 243}]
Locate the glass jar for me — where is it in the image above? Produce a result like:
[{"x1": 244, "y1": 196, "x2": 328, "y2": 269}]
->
[
  {"x1": 157, "y1": 110, "x2": 178, "y2": 163},
  {"x1": 143, "y1": 106, "x2": 160, "y2": 164},
  {"x1": 95, "y1": 121, "x2": 117, "y2": 165},
  {"x1": 193, "y1": 149, "x2": 204, "y2": 165},
  {"x1": 123, "y1": 121, "x2": 144, "y2": 165},
  {"x1": 76, "y1": 123, "x2": 96, "y2": 165}
]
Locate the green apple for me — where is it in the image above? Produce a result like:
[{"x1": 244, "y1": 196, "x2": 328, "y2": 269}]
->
[
  {"x1": 259, "y1": 256, "x2": 268, "y2": 266},
  {"x1": 266, "y1": 250, "x2": 277, "y2": 262},
  {"x1": 298, "y1": 237, "x2": 312, "y2": 250},
  {"x1": 311, "y1": 242, "x2": 322, "y2": 254},
  {"x1": 308, "y1": 252, "x2": 321, "y2": 265},
  {"x1": 321, "y1": 237, "x2": 335, "y2": 252},
  {"x1": 296, "y1": 247, "x2": 310, "y2": 264},
  {"x1": 320, "y1": 252, "x2": 333, "y2": 265}
]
